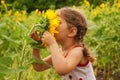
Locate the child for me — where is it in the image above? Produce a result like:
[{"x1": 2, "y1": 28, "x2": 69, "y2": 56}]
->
[{"x1": 31, "y1": 7, "x2": 96, "y2": 80}]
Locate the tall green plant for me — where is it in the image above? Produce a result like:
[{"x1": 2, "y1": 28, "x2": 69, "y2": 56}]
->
[{"x1": 85, "y1": 4, "x2": 120, "y2": 79}]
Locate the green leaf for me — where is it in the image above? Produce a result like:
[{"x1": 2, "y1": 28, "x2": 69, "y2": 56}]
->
[
  {"x1": 0, "y1": 73, "x2": 5, "y2": 79},
  {"x1": 0, "y1": 23, "x2": 6, "y2": 28},
  {"x1": 17, "y1": 22, "x2": 28, "y2": 31},
  {"x1": 15, "y1": 66, "x2": 26, "y2": 73},
  {"x1": 0, "y1": 57, "x2": 13, "y2": 68},
  {"x1": 1, "y1": 35, "x2": 20, "y2": 44},
  {"x1": 0, "y1": 66, "x2": 25, "y2": 74},
  {"x1": 0, "y1": 67, "x2": 15, "y2": 74},
  {"x1": 30, "y1": 56, "x2": 52, "y2": 68}
]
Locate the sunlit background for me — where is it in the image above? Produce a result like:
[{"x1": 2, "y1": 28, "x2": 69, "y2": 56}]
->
[{"x1": 0, "y1": 0, "x2": 120, "y2": 80}]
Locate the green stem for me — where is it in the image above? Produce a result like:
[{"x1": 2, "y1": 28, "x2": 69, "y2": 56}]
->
[
  {"x1": 27, "y1": 24, "x2": 42, "y2": 36},
  {"x1": 17, "y1": 40, "x2": 27, "y2": 80},
  {"x1": 27, "y1": 25, "x2": 35, "y2": 36}
]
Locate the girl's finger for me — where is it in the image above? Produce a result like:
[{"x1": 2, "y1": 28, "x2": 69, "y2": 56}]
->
[
  {"x1": 30, "y1": 32, "x2": 35, "y2": 38},
  {"x1": 30, "y1": 31, "x2": 40, "y2": 41},
  {"x1": 34, "y1": 31, "x2": 38, "y2": 35}
]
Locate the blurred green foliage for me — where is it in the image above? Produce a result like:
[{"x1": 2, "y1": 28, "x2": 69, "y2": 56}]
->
[
  {"x1": 0, "y1": 0, "x2": 120, "y2": 80},
  {"x1": 85, "y1": 3, "x2": 120, "y2": 79},
  {"x1": 3, "y1": 0, "x2": 114, "y2": 12}
]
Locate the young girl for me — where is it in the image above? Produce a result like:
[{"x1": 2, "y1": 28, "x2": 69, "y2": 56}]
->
[{"x1": 31, "y1": 7, "x2": 96, "y2": 80}]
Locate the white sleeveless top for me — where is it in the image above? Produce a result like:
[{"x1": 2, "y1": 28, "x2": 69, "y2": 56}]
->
[
  {"x1": 61, "y1": 45, "x2": 96, "y2": 80},
  {"x1": 61, "y1": 61, "x2": 96, "y2": 80}
]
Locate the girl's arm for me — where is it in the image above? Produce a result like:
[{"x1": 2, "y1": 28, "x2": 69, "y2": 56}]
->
[
  {"x1": 30, "y1": 31, "x2": 52, "y2": 71},
  {"x1": 41, "y1": 31, "x2": 83, "y2": 75},
  {"x1": 32, "y1": 48, "x2": 52, "y2": 72},
  {"x1": 49, "y1": 43, "x2": 83, "y2": 75}
]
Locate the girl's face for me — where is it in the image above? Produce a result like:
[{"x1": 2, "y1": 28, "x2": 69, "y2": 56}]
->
[{"x1": 54, "y1": 16, "x2": 70, "y2": 43}]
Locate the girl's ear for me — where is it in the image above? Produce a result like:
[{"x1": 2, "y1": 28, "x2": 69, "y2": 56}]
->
[{"x1": 68, "y1": 27, "x2": 77, "y2": 37}]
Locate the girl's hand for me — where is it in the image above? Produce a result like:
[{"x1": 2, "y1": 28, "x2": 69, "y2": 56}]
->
[
  {"x1": 41, "y1": 31, "x2": 56, "y2": 46},
  {"x1": 30, "y1": 31, "x2": 41, "y2": 41}
]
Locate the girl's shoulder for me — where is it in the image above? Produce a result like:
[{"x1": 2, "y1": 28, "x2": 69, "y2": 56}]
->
[
  {"x1": 65, "y1": 45, "x2": 84, "y2": 58},
  {"x1": 69, "y1": 44, "x2": 84, "y2": 53}
]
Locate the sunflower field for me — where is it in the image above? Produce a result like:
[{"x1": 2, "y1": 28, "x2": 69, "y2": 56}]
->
[{"x1": 0, "y1": 0, "x2": 120, "y2": 80}]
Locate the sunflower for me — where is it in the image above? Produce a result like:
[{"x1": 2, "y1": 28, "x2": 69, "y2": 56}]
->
[
  {"x1": 31, "y1": 9, "x2": 60, "y2": 48},
  {"x1": 45, "y1": 9, "x2": 59, "y2": 36}
]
